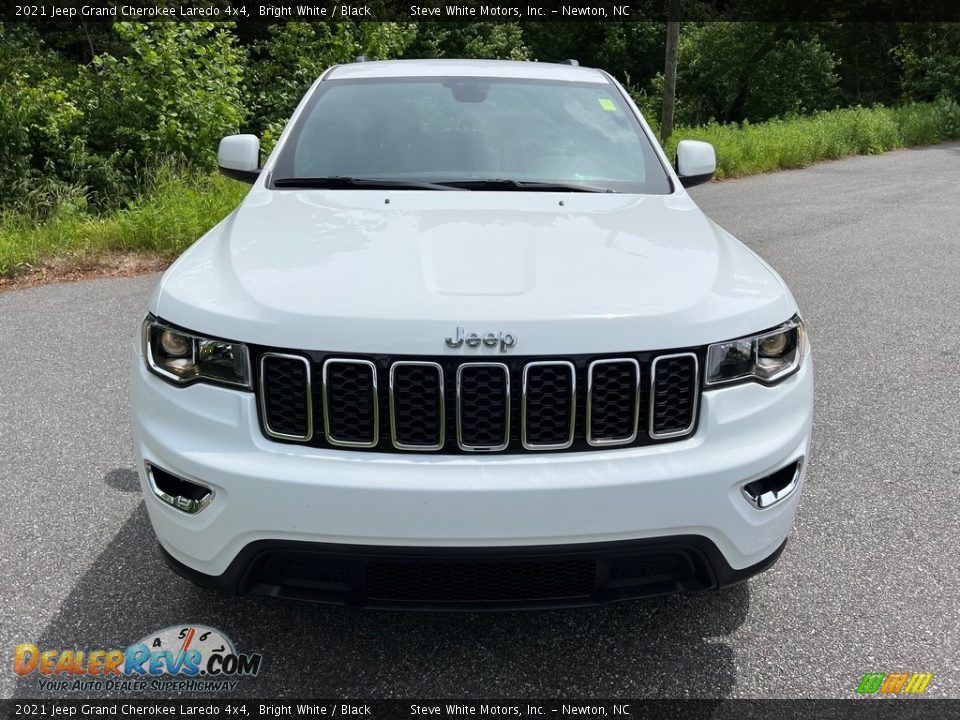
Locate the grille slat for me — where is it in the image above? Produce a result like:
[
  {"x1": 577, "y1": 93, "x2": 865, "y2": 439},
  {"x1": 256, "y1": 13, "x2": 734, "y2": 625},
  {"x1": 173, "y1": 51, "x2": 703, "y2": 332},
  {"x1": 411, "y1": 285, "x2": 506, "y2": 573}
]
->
[
  {"x1": 457, "y1": 363, "x2": 510, "y2": 451},
  {"x1": 390, "y1": 362, "x2": 444, "y2": 450},
  {"x1": 322, "y1": 359, "x2": 379, "y2": 447},
  {"x1": 522, "y1": 361, "x2": 576, "y2": 449},
  {"x1": 260, "y1": 354, "x2": 312, "y2": 440},
  {"x1": 587, "y1": 359, "x2": 640, "y2": 446},
  {"x1": 650, "y1": 353, "x2": 699, "y2": 439},
  {"x1": 258, "y1": 352, "x2": 701, "y2": 453}
]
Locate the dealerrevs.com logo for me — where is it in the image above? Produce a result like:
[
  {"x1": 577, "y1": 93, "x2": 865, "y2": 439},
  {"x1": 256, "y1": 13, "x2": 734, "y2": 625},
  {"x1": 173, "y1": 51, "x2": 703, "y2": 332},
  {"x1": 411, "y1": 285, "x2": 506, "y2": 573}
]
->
[
  {"x1": 856, "y1": 672, "x2": 933, "y2": 695},
  {"x1": 13, "y1": 625, "x2": 262, "y2": 693}
]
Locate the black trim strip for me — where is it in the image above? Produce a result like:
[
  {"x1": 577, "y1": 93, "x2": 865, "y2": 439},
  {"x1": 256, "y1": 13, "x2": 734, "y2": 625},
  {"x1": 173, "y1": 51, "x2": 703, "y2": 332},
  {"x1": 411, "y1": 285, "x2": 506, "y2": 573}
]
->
[{"x1": 218, "y1": 165, "x2": 261, "y2": 184}]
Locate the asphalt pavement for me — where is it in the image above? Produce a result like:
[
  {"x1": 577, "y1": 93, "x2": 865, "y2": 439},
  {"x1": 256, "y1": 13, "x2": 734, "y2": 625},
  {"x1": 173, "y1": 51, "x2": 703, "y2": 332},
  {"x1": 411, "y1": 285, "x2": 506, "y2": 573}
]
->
[{"x1": 2, "y1": 143, "x2": 959, "y2": 699}]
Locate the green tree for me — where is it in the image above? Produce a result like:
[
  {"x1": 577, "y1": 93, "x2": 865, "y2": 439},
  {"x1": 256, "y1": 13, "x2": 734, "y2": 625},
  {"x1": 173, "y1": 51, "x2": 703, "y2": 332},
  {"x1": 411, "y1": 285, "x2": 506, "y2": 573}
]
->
[
  {"x1": 247, "y1": 22, "x2": 416, "y2": 140},
  {"x1": 523, "y1": 22, "x2": 662, "y2": 86},
  {"x1": 405, "y1": 23, "x2": 529, "y2": 61},
  {"x1": 820, "y1": 23, "x2": 902, "y2": 107},
  {"x1": 677, "y1": 23, "x2": 839, "y2": 125},
  {"x1": 896, "y1": 23, "x2": 960, "y2": 102}
]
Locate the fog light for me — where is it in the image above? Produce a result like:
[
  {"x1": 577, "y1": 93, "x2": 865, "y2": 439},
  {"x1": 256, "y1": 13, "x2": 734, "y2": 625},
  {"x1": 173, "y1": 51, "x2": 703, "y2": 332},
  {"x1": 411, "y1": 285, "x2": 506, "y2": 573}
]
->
[{"x1": 146, "y1": 463, "x2": 214, "y2": 514}]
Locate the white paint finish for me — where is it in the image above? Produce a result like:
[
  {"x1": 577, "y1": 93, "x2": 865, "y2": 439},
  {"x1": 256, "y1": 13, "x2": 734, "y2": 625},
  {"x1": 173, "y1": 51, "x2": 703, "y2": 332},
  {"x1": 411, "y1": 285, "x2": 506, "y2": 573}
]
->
[
  {"x1": 217, "y1": 134, "x2": 260, "y2": 173},
  {"x1": 676, "y1": 139, "x2": 717, "y2": 179},
  {"x1": 155, "y1": 189, "x2": 794, "y2": 354},
  {"x1": 325, "y1": 58, "x2": 609, "y2": 83}
]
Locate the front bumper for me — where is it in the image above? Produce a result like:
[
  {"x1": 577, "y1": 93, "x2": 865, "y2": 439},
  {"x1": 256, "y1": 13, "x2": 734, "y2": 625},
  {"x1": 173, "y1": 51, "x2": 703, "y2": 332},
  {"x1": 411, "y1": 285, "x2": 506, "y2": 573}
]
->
[
  {"x1": 132, "y1": 351, "x2": 813, "y2": 602},
  {"x1": 161, "y1": 535, "x2": 787, "y2": 611}
]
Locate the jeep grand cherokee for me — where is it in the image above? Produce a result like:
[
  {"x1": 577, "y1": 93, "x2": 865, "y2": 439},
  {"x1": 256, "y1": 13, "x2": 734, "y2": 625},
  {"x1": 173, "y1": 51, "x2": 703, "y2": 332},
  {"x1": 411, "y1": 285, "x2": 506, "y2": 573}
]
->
[{"x1": 131, "y1": 59, "x2": 813, "y2": 610}]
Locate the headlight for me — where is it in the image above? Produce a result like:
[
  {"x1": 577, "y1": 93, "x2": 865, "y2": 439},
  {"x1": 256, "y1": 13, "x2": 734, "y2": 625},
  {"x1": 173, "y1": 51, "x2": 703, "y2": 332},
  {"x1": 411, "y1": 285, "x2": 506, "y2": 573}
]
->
[
  {"x1": 705, "y1": 315, "x2": 806, "y2": 387},
  {"x1": 142, "y1": 316, "x2": 250, "y2": 389}
]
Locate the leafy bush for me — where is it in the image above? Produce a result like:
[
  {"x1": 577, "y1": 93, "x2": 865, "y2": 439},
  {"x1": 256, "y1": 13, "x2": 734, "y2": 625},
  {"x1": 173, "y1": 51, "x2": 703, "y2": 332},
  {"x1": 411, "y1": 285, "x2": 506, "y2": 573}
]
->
[
  {"x1": 0, "y1": 24, "x2": 88, "y2": 216},
  {"x1": 0, "y1": 23, "x2": 248, "y2": 216},
  {"x1": 77, "y1": 23, "x2": 247, "y2": 205}
]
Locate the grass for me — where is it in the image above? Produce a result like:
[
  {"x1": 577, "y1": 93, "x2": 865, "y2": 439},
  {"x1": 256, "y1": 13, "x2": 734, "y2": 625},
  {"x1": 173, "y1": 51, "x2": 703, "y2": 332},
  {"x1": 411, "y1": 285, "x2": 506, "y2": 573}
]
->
[
  {"x1": 2, "y1": 96, "x2": 959, "y2": 282},
  {"x1": 0, "y1": 171, "x2": 248, "y2": 279},
  {"x1": 666, "y1": 96, "x2": 960, "y2": 178}
]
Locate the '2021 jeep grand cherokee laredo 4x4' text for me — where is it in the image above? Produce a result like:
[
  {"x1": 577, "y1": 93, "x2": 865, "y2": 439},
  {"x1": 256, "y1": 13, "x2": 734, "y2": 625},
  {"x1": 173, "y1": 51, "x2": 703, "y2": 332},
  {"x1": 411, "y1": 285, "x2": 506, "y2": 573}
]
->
[{"x1": 132, "y1": 59, "x2": 812, "y2": 609}]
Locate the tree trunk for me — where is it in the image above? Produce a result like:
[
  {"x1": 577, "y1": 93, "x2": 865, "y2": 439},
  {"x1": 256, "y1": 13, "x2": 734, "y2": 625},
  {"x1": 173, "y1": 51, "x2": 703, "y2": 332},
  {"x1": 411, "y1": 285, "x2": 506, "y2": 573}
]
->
[{"x1": 661, "y1": 2, "x2": 681, "y2": 143}]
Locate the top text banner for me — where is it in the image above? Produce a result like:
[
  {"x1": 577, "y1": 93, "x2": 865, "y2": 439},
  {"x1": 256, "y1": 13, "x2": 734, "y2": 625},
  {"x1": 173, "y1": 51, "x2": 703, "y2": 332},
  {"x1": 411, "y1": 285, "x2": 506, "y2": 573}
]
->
[{"x1": 6, "y1": 0, "x2": 960, "y2": 22}]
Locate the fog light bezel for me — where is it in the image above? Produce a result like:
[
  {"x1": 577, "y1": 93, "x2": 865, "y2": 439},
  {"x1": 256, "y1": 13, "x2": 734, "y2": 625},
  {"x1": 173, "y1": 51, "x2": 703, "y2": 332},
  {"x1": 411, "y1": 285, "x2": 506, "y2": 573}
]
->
[
  {"x1": 741, "y1": 458, "x2": 803, "y2": 510},
  {"x1": 146, "y1": 463, "x2": 215, "y2": 515}
]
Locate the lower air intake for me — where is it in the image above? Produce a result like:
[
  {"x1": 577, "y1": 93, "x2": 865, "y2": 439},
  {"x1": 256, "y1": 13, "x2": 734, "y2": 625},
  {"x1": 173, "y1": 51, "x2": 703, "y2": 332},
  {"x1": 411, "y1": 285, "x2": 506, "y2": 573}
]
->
[{"x1": 365, "y1": 559, "x2": 597, "y2": 603}]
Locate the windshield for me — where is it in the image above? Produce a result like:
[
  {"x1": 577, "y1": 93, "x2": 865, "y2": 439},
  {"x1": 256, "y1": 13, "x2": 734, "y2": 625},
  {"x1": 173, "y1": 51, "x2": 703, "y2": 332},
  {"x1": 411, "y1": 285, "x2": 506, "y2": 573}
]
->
[{"x1": 272, "y1": 76, "x2": 672, "y2": 194}]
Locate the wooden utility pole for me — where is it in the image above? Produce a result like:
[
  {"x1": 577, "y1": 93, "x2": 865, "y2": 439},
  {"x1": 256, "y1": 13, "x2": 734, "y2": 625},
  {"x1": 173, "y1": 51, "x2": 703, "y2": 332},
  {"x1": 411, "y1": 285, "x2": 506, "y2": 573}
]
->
[{"x1": 661, "y1": 0, "x2": 681, "y2": 143}]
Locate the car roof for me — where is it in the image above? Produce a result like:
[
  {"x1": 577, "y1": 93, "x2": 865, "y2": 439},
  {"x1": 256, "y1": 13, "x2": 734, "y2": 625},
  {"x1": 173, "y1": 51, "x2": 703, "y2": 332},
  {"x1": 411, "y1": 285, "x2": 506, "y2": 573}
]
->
[{"x1": 324, "y1": 58, "x2": 610, "y2": 83}]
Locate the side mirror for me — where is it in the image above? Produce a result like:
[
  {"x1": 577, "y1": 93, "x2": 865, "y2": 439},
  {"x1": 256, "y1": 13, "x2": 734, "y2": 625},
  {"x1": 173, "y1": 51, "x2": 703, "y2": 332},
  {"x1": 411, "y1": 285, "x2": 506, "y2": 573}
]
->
[
  {"x1": 675, "y1": 140, "x2": 716, "y2": 188},
  {"x1": 218, "y1": 135, "x2": 261, "y2": 183}
]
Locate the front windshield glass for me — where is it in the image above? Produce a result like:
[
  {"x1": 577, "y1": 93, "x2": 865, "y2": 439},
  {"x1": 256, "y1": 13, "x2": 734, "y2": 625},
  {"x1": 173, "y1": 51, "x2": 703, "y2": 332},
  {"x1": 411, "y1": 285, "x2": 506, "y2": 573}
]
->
[{"x1": 272, "y1": 76, "x2": 672, "y2": 194}]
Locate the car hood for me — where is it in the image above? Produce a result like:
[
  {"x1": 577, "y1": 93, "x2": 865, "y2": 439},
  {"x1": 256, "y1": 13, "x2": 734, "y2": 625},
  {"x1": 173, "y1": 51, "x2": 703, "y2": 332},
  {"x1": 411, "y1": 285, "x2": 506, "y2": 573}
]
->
[{"x1": 154, "y1": 188, "x2": 795, "y2": 354}]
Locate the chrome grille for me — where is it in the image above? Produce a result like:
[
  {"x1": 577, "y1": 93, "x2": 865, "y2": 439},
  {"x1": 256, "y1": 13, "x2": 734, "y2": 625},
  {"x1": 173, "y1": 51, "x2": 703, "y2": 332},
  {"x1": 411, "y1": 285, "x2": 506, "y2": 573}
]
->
[
  {"x1": 522, "y1": 361, "x2": 576, "y2": 450},
  {"x1": 260, "y1": 353, "x2": 312, "y2": 440},
  {"x1": 389, "y1": 361, "x2": 444, "y2": 450},
  {"x1": 322, "y1": 359, "x2": 378, "y2": 447},
  {"x1": 456, "y1": 363, "x2": 510, "y2": 451},
  {"x1": 586, "y1": 359, "x2": 640, "y2": 446},
  {"x1": 649, "y1": 353, "x2": 699, "y2": 439},
  {"x1": 257, "y1": 350, "x2": 701, "y2": 453}
]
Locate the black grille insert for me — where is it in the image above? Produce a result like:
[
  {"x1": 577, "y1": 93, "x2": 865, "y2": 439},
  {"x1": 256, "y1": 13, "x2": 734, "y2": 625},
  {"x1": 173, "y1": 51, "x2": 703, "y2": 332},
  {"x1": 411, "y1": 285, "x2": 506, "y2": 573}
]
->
[
  {"x1": 457, "y1": 363, "x2": 510, "y2": 451},
  {"x1": 587, "y1": 359, "x2": 640, "y2": 444},
  {"x1": 522, "y1": 362, "x2": 575, "y2": 448},
  {"x1": 260, "y1": 555, "x2": 349, "y2": 589},
  {"x1": 366, "y1": 559, "x2": 597, "y2": 603},
  {"x1": 651, "y1": 354, "x2": 698, "y2": 438},
  {"x1": 323, "y1": 359, "x2": 378, "y2": 446},
  {"x1": 260, "y1": 354, "x2": 311, "y2": 439},
  {"x1": 609, "y1": 553, "x2": 694, "y2": 582},
  {"x1": 390, "y1": 362, "x2": 444, "y2": 449}
]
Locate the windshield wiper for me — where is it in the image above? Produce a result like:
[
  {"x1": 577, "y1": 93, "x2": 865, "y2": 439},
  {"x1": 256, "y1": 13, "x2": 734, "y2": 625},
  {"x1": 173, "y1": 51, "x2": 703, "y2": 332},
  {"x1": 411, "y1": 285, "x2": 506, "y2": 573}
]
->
[
  {"x1": 440, "y1": 179, "x2": 616, "y2": 193},
  {"x1": 272, "y1": 176, "x2": 465, "y2": 191},
  {"x1": 273, "y1": 176, "x2": 617, "y2": 193}
]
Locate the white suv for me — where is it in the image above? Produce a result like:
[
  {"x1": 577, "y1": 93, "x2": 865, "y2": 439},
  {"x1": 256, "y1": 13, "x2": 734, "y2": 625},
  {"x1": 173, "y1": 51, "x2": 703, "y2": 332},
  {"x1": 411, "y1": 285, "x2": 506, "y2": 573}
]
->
[{"x1": 132, "y1": 59, "x2": 813, "y2": 610}]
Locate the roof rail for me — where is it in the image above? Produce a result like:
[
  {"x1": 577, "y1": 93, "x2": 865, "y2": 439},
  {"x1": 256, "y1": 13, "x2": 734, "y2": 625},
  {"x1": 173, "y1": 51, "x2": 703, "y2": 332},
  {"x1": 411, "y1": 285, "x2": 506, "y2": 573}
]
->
[{"x1": 560, "y1": 59, "x2": 580, "y2": 66}]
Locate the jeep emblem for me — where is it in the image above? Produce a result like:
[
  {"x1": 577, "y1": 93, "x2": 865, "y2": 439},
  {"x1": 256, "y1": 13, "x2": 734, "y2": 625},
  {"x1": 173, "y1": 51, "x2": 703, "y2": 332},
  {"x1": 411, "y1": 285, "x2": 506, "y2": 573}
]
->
[{"x1": 445, "y1": 326, "x2": 518, "y2": 353}]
